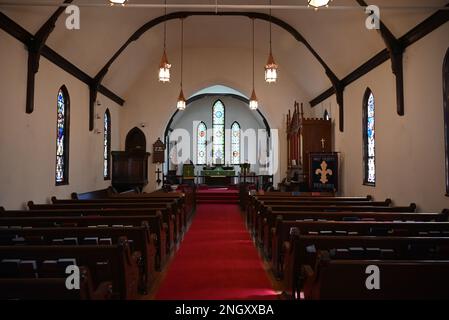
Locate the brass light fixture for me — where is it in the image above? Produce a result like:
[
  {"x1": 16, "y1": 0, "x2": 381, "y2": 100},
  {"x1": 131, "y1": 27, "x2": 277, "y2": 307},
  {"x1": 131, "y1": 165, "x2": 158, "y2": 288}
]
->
[
  {"x1": 249, "y1": 19, "x2": 258, "y2": 111},
  {"x1": 265, "y1": 0, "x2": 278, "y2": 83},
  {"x1": 159, "y1": 0, "x2": 171, "y2": 82},
  {"x1": 177, "y1": 19, "x2": 186, "y2": 111}
]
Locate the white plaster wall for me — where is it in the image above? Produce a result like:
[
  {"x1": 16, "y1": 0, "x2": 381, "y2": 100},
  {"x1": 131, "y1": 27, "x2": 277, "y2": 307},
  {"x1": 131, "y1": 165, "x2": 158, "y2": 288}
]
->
[
  {"x1": 0, "y1": 30, "x2": 122, "y2": 209},
  {"x1": 320, "y1": 23, "x2": 449, "y2": 212},
  {"x1": 120, "y1": 47, "x2": 313, "y2": 192}
]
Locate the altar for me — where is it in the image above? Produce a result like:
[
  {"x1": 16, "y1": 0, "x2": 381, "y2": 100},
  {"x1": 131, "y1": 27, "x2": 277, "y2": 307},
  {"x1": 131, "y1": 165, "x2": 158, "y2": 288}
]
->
[{"x1": 202, "y1": 166, "x2": 236, "y2": 186}]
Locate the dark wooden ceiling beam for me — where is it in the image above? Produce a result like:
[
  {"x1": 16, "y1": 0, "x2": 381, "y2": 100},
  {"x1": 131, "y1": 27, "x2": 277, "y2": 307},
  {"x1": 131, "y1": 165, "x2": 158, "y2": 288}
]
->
[
  {"x1": 0, "y1": 11, "x2": 125, "y2": 123},
  {"x1": 356, "y1": 0, "x2": 405, "y2": 116},
  {"x1": 310, "y1": 4, "x2": 449, "y2": 112},
  {"x1": 25, "y1": 0, "x2": 73, "y2": 114},
  {"x1": 92, "y1": 11, "x2": 344, "y2": 131}
]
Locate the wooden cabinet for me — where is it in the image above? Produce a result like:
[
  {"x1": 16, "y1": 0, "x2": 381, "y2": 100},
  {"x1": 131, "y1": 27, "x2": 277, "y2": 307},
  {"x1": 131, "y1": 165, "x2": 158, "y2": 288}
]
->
[
  {"x1": 286, "y1": 102, "x2": 332, "y2": 188},
  {"x1": 112, "y1": 127, "x2": 151, "y2": 192},
  {"x1": 300, "y1": 118, "x2": 332, "y2": 181}
]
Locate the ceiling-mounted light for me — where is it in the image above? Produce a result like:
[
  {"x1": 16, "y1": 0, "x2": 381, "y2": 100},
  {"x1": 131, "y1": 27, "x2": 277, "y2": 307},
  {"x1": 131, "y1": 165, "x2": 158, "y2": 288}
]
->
[
  {"x1": 250, "y1": 19, "x2": 258, "y2": 111},
  {"x1": 177, "y1": 19, "x2": 186, "y2": 111},
  {"x1": 265, "y1": 0, "x2": 278, "y2": 83},
  {"x1": 308, "y1": 0, "x2": 331, "y2": 10},
  {"x1": 109, "y1": 0, "x2": 127, "y2": 6},
  {"x1": 159, "y1": 0, "x2": 171, "y2": 82}
]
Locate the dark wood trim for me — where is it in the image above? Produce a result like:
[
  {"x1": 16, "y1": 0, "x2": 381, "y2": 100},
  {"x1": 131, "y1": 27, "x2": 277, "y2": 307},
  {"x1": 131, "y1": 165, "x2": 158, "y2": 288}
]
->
[
  {"x1": 26, "y1": 0, "x2": 73, "y2": 114},
  {"x1": 97, "y1": 11, "x2": 339, "y2": 86},
  {"x1": 310, "y1": 5, "x2": 449, "y2": 109},
  {"x1": 362, "y1": 88, "x2": 375, "y2": 187},
  {"x1": 356, "y1": 0, "x2": 405, "y2": 116},
  {"x1": 444, "y1": 48, "x2": 449, "y2": 196},
  {"x1": 94, "y1": 11, "x2": 341, "y2": 125},
  {"x1": 0, "y1": 11, "x2": 125, "y2": 119}
]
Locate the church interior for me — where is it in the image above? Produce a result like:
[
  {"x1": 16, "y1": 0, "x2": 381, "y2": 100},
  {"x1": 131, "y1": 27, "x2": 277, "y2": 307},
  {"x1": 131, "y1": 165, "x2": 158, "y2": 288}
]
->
[{"x1": 1, "y1": 0, "x2": 449, "y2": 302}]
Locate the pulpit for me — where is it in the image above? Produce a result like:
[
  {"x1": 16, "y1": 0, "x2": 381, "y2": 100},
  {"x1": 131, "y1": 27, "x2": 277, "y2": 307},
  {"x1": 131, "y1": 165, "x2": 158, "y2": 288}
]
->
[{"x1": 112, "y1": 127, "x2": 151, "y2": 192}]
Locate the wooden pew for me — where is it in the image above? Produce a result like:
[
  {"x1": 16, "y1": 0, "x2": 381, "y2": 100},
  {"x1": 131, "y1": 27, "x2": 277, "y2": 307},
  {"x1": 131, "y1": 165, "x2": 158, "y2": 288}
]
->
[
  {"x1": 27, "y1": 202, "x2": 179, "y2": 250},
  {"x1": 52, "y1": 196, "x2": 187, "y2": 233},
  {"x1": 246, "y1": 195, "x2": 372, "y2": 227},
  {"x1": 0, "y1": 214, "x2": 168, "y2": 271},
  {"x1": 0, "y1": 223, "x2": 157, "y2": 293},
  {"x1": 261, "y1": 209, "x2": 448, "y2": 259},
  {"x1": 271, "y1": 220, "x2": 449, "y2": 278},
  {"x1": 0, "y1": 267, "x2": 112, "y2": 300},
  {"x1": 247, "y1": 198, "x2": 392, "y2": 229},
  {"x1": 241, "y1": 191, "x2": 337, "y2": 209},
  {"x1": 253, "y1": 203, "x2": 418, "y2": 244},
  {"x1": 284, "y1": 233, "x2": 449, "y2": 299},
  {"x1": 0, "y1": 237, "x2": 140, "y2": 299},
  {"x1": 302, "y1": 252, "x2": 449, "y2": 300}
]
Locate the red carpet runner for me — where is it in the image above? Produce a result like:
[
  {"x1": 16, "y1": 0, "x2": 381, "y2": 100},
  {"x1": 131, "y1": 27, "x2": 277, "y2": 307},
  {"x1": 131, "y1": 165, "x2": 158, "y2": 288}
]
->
[{"x1": 155, "y1": 202, "x2": 278, "y2": 300}]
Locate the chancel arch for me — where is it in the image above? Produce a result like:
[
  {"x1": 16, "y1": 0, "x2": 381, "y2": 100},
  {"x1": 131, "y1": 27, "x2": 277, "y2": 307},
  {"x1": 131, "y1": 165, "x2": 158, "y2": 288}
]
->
[{"x1": 165, "y1": 87, "x2": 270, "y2": 178}]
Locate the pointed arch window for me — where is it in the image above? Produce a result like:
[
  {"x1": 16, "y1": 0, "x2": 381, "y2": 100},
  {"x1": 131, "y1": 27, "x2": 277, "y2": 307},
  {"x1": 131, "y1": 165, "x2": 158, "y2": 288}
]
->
[
  {"x1": 212, "y1": 100, "x2": 225, "y2": 164},
  {"x1": 363, "y1": 88, "x2": 376, "y2": 186},
  {"x1": 197, "y1": 122, "x2": 207, "y2": 165},
  {"x1": 55, "y1": 86, "x2": 70, "y2": 185},
  {"x1": 443, "y1": 48, "x2": 449, "y2": 195},
  {"x1": 103, "y1": 109, "x2": 112, "y2": 180},
  {"x1": 231, "y1": 122, "x2": 241, "y2": 164},
  {"x1": 324, "y1": 109, "x2": 330, "y2": 121}
]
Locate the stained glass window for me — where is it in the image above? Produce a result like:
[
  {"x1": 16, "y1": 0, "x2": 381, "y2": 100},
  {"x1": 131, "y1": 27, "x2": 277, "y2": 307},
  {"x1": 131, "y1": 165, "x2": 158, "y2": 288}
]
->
[
  {"x1": 55, "y1": 86, "x2": 70, "y2": 185},
  {"x1": 363, "y1": 89, "x2": 376, "y2": 185},
  {"x1": 197, "y1": 122, "x2": 207, "y2": 165},
  {"x1": 231, "y1": 122, "x2": 241, "y2": 164},
  {"x1": 103, "y1": 109, "x2": 111, "y2": 180},
  {"x1": 212, "y1": 100, "x2": 225, "y2": 164},
  {"x1": 444, "y1": 48, "x2": 449, "y2": 195}
]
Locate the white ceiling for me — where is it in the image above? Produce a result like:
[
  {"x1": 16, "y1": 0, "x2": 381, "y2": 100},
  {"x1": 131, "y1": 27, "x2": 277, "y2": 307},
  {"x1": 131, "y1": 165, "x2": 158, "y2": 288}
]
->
[{"x1": 1, "y1": 0, "x2": 447, "y2": 100}]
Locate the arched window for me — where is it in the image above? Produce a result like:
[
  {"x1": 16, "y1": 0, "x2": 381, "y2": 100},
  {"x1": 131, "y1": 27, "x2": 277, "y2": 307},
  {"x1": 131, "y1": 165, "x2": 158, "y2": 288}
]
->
[
  {"x1": 55, "y1": 86, "x2": 70, "y2": 185},
  {"x1": 197, "y1": 122, "x2": 207, "y2": 165},
  {"x1": 443, "y1": 48, "x2": 449, "y2": 195},
  {"x1": 103, "y1": 109, "x2": 111, "y2": 180},
  {"x1": 324, "y1": 109, "x2": 330, "y2": 121},
  {"x1": 212, "y1": 100, "x2": 225, "y2": 164},
  {"x1": 231, "y1": 122, "x2": 241, "y2": 164},
  {"x1": 363, "y1": 88, "x2": 376, "y2": 186}
]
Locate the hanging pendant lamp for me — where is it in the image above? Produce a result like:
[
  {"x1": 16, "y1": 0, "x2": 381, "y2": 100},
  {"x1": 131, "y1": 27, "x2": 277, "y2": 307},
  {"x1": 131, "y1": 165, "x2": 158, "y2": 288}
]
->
[
  {"x1": 265, "y1": 0, "x2": 278, "y2": 83},
  {"x1": 159, "y1": 0, "x2": 171, "y2": 82},
  {"x1": 249, "y1": 19, "x2": 259, "y2": 111},
  {"x1": 177, "y1": 19, "x2": 186, "y2": 111}
]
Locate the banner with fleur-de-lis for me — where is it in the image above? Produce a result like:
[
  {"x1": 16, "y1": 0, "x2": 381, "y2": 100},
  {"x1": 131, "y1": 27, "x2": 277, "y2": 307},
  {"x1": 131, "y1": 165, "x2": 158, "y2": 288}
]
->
[{"x1": 309, "y1": 153, "x2": 339, "y2": 192}]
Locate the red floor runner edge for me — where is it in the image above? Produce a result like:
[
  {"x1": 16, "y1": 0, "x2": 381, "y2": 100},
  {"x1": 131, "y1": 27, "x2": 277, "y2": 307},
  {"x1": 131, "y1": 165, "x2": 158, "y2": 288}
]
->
[{"x1": 155, "y1": 203, "x2": 277, "y2": 300}]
